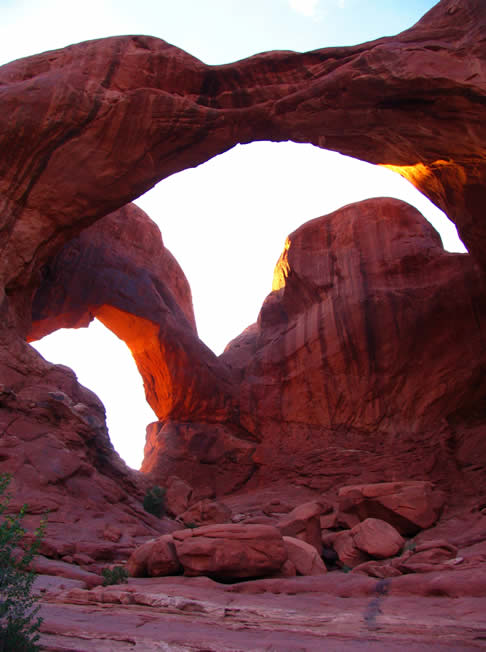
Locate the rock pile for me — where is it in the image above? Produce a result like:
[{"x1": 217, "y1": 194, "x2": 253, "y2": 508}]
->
[{"x1": 126, "y1": 480, "x2": 456, "y2": 582}]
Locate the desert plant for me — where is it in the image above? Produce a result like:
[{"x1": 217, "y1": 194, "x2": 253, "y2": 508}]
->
[
  {"x1": 143, "y1": 486, "x2": 166, "y2": 518},
  {"x1": 184, "y1": 522, "x2": 198, "y2": 529},
  {"x1": 101, "y1": 566, "x2": 129, "y2": 586},
  {"x1": 0, "y1": 473, "x2": 46, "y2": 651}
]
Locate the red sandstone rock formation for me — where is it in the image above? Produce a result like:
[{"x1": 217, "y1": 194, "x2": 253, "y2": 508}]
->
[
  {"x1": 0, "y1": 0, "x2": 485, "y2": 325},
  {"x1": 0, "y1": 352, "x2": 174, "y2": 558},
  {"x1": 172, "y1": 524, "x2": 288, "y2": 580},
  {"x1": 0, "y1": 0, "x2": 483, "y2": 502},
  {"x1": 147, "y1": 197, "x2": 485, "y2": 495},
  {"x1": 36, "y1": 570, "x2": 486, "y2": 650},
  {"x1": 276, "y1": 502, "x2": 325, "y2": 553},
  {"x1": 178, "y1": 499, "x2": 232, "y2": 527},
  {"x1": 27, "y1": 196, "x2": 486, "y2": 499},
  {"x1": 282, "y1": 536, "x2": 328, "y2": 576},
  {"x1": 127, "y1": 534, "x2": 181, "y2": 578},
  {"x1": 351, "y1": 518, "x2": 404, "y2": 559},
  {"x1": 0, "y1": 3, "x2": 486, "y2": 646},
  {"x1": 338, "y1": 481, "x2": 445, "y2": 535},
  {"x1": 28, "y1": 202, "x2": 235, "y2": 423}
]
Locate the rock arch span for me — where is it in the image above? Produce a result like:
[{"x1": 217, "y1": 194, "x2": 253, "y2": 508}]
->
[
  {"x1": 0, "y1": 0, "x2": 484, "y2": 321},
  {"x1": 28, "y1": 196, "x2": 486, "y2": 496},
  {"x1": 28, "y1": 203, "x2": 236, "y2": 424},
  {"x1": 0, "y1": 0, "x2": 485, "y2": 549}
]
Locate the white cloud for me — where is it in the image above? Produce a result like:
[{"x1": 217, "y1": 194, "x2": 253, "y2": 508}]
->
[
  {"x1": 288, "y1": 0, "x2": 320, "y2": 17},
  {"x1": 337, "y1": 0, "x2": 346, "y2": 7}
]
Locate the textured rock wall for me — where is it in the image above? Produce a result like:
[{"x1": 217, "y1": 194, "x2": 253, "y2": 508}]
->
[
  {"x1": 222, "y1": 198, "x2": 486, "y2": 492},
  {"x1": 28, "y1": 203, "x2": 235, "y2": 422},
  {"x1": 143, "y1": 198, "x2": 486, "y2": 494},
  {"x1": 29, "y1": 197, "x2": 485, "y2": 496},
  {"x1": 0, "y1": 0, "x2": 484, "y2": 319},
  {"x1": 0, "y1": 0, "x2": 485, "y2": 535}
]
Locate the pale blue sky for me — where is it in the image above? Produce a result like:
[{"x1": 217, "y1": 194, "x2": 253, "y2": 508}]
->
[
  {"x1": 2, "y1": 1, "x2": 461, "y2": 468},
  {"x1": 1, "y1": 0, "x2": 438, "y2": 66}
]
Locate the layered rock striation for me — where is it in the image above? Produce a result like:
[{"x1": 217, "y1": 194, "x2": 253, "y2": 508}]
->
[
  {"x1": 27, "y1": 196, "x2": 486, "y2": 499},
  {"x1": 220, "y1": 198, "x2": 486, "y2": 492}
]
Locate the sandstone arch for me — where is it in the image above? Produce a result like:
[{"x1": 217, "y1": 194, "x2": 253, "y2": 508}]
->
[
  {"x1": 0, "y1": 0, "x2": 484, "y2": 328},
  {"x1": 28, "y1": 203, "x2": 236, "y2": 423},
  {"x1": 27, "y1": 195, "x2": 486, "y2": 495},
  {"x1": 0, "y1": 0, "x2": 485, "y2": 549}
]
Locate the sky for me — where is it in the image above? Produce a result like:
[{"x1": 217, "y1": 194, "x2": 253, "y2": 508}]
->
[{"x1": 1, "y1": 0, "x2": 464, "y2": 469}]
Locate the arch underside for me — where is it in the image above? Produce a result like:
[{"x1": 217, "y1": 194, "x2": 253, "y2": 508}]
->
[{"x1": 0, "y1": 0, "x2": 485, "y2": 305}]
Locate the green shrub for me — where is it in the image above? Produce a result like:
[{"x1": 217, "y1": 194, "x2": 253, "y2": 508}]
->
[
  {"x1": 0, "y1": 473, "x2": 46, "y2": 651},
  {"x1": 143, "y1": 486, "x2": 166, "y2": 518},
  {"x1": 101, "y1": 566, "x2": 128, "y2": 586},
  {"x1": 184, "y1": 522, "x2": 198, "y2": 529}
]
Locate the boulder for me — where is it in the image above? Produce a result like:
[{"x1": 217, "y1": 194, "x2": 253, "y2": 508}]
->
[
  {"x1": 172, "y1": 524, "x2": 287, "y2": 580},
  {"x1": 270, "y1": 559, "x2": 298, "y2": 578},
  {"x1": 283, "y1": 537, "x2": 327, "y2": 576},
  {"x1": 276, "y1": 502, "x2": 324, "y2": 553},
  {"x1": 352, "y1": 561, "x2": 402, "y2": 579},
  {"x1": 126, "y1": 541, "x2": 152, "y2": 578},
  {"x1": 179, "y1": 499, "x2": 232, "y2": 527},
  {"x1": 320, "y1": 512, "x2": 339, "y2": 530},
  {"x1": 352, "y1": 518, "x2": 404, "y2": 559},
  {"x1": 331, "y1": 519, "x2": 405, "y2": 569},
  {"x1": 146, "y1": 536, "x2": 182, "y2": 577},
  {"x1": 127, "y1": 535, "x2": 181, "y2": 578},
  {"x1": 165, "y1": 476, "x2": 194, "y2": 518},
  {"x1": 332, "y1": 531, "x2": 369, "y2": 569},
  {"x1": 338, "y1": 482, "x2": 444, "y2": 535},
  {"x1": 395, "y1": 539, "x2": 459, "y2": 574}
]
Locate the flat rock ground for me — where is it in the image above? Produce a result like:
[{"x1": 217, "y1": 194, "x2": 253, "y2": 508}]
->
[
  {"x1": 34, "y1": 484, "x2": 486, "y2": 651},
  {"x1": 37, "y1": 574, "x2": 486, "y2": 651}
]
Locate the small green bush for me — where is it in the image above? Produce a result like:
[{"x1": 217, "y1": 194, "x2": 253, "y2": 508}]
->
[
  {"x1": 101, "y1": 566, "x2": 128, "y2": 586},
  {"x1": 184, "y1": 522, "x2": 198, "y2": 529},
  {"x1": 143, "y1": 486, "x2": 166, "y2": 518},
  {"x1": 0, "y1": 473, "x2": 46, "y2": 651}
]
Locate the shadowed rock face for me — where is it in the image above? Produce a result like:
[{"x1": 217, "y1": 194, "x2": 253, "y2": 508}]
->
[
  {"x1": 28, "y1": 203, "x2": 236, "y2": 423},
  {"x1": 160, "y1": 198, "x2": 486, "y2": 494},
  {"x1": 0, "y1": 0, "x2": 485, "y2": 548},
  {"x1": 28, "y1": 197, "x2": 486, "y2": 497}
]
